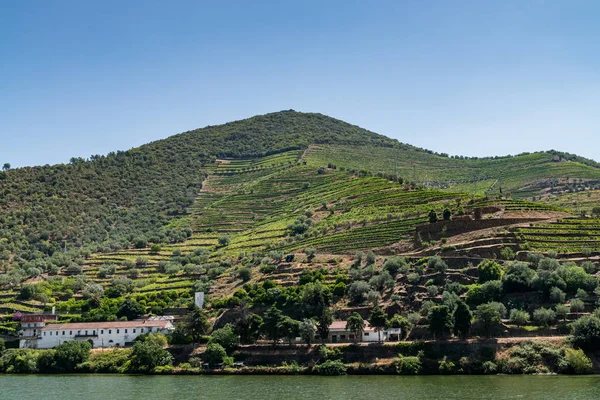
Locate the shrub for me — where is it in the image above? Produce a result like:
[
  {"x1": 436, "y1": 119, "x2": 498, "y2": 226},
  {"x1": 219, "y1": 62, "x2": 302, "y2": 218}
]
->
[
  {"x1": 478, "y1": 260, "x2": 503, "y2": 283},
  {"x1": 561, "y1": 348, "x2": 593, "y2": 374},
  {"x1": 395, "y1": 355, "x2": 422, "y2": 375},
  {"x1": 533, "y1": 308, "x2": 556, "y2": 327},
  {"x1": 509, "y1": 309, "x2": 529, "y2": 327},
  {"x1": 204, "y1": 343, "x2": 227, "y2": 366},
  {"x1": 313, "y1": 360, "x2": 347, "y2": 376},
  {"x1": 570, "y1": 298, "x2": 585, "y2": 314},
  {"x1": 218, "y1": 235, "x2": 230, "y2": 247},
  {"x1": 238, "y1": 267, "x2": 252, "y2": 282},
  {"x1": 571, "y1": 316, "x2": 600, "y2": 350},
  {"x1": 209, "y1": 324, "x2": 240, "y2": 353},
  {"x1": 549, "y1": 287, "x2": 566, "y2": 304},
  {"x1": 54, "y1": 340, "x2": 92, "y2": 372},
  {"x1": 500, "y1": 247, "x2": 515, "y2": 260},
  {"x1": 428, "y1": 256, "x2": 447, "y2": 273},
  {"x1": 439, "y1": 358, "x2": 457, "y2": 374}
]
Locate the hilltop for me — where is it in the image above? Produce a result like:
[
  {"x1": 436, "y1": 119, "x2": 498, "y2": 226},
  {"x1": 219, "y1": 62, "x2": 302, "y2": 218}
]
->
[{"x1": 1, "y1": 110, "x2": 600, "y2": 373}]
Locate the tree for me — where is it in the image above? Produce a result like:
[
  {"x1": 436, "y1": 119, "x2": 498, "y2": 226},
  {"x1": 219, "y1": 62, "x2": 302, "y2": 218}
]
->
[
  {"x1": 345, "y1": 312, "x2": 365, "y2": 343},
  {"x1": 186, "y1": 306, "x2": 211, "y2": 342},
  {"x1": 299, "y1": 318, "x2": 316, "y2": 346},
  {"x1": 262, "y1": 306, "x2": 285, "y2": 345},
  {"x1": 238, "y1": 267, "x2": 252, "y2": 282},
  {"x1": 2, "y1": 163, "x2": 10, "y2": 171},
  {"x1": 54, "y1": 340, "x2": 92, "y2": 372},
  {"x1": 533, "y1": 307, "x2": 556, "y2": 327},
  {"x1": 428, "y1": 256, "x2": 448, "y2": 274},
  {"x1": 428, "y1": 209, "x2": 438, "y2": 223},
  {"x1": 300, "y1": 281, "x2": 332, "y2": 317},
  {"x1": 428, "y1": 305, "x2": 452, "y2": 339},
  {"x1": 203, "y1": 343, "x2": 227, "y2": 366},
  {"x1": 452, "y1": 300, "x2": 472, "y2": 338},
  {"x1": 116, "y1": 299, "x2": 144, "y2": 321},
  {"x1": 592, "y1": 206, "x2": 600, "y2": 217},
  {"x1": 279, "y1": 317, "x2": 300, "y2": 346},
  {"x1": 388, "y1": 315, "x2": 412, "y2": 340},
  {"x1": 442, "y1": 208, "x2": 452, "y2": 221},
  {"x1": 549, "y1": 287, "x2": 566, "y2": 304},
  {"x1": 218, "y1": 235, "x2": 230, "y2": 247},
  {"x1": 502, "y1": 262, "x2": 535, "y2": 292},
  {"x1": 348, "y1": 281, "x2": 370, "y2": 304},
  {"x1": 316, "y1": 308, "x2": 333, "y2": 344},
  {"x1": 236, "y1": 313, "x2": 263, "y2": 344},
  {"x1": 508, "y1": 309, "x2": 529, "y2": 327},
  {"x1": 475, "y1": 303, "x2": 503, "y2": 337},
  {"x1": 210, "y1": 324, "x2": 240, "y2": 353},
  {"x1": 478, "y1": 260, "x2": 503, "y2": 283},
  {"x1": 368, "y1": 306, "x2": 388, "y2": 343},
  {"x1": 570, "y1": 298, "x2": 585, "y2": 314},
  {"x1": 130, "y1": 333, "x2": 172, "y2": 372},
  {"x1": 571, "y1": 316, "x2": 600, "y2": 350}
]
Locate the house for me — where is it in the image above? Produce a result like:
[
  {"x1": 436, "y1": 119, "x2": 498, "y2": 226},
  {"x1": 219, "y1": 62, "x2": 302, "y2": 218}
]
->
[
  {"x1": 322, "y1": 320, "x2": 384, "y2": 343},
  {"x1": 19, "y1": 317, "x2": 174, "y2": 349},
  {"x1": 19, "y1": 314, "x2": 58, "y2": 340}
]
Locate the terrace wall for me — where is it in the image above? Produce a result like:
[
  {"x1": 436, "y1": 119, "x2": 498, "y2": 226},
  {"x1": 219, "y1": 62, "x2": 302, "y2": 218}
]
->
[{"x1": 416, "y1": 217, "x2": 546, "y2": 241}]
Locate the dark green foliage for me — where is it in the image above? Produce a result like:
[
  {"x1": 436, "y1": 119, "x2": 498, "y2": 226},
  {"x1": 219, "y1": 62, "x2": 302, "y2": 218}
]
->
[
  {"x1": 345, "y1": 312, "x2": 365, "y2": 343},
  {"x1": 478, "y1": 260, "x2": 503, "y2": 283},
  {"x1": 186, "y1": 306, "x2": 211, "y2": 342},
  {"x1": 210, "y1": 324, "x2": 240, "y2": 353},
  {"x1": 395, "y1": 355, "x2": 422, "y2": 375},
  {"x1": 428, "y1": 305, "x2": 452, "y2": 339},
  {"x1": 238, "y1": 267, "x2": 252, "y2": 282},
  {"x1": 203, "y1": 343, "x2": 227, "y2": 366},
  {"x1": 571, "y1": 316, "x2": 600, "y2": 350},
  {"x1": 368, "y1": 306, "x2": 388, "y2": 343},
  {"x1": 502, "y1": 262, "x2": 536, "y2": 292},
  {"x1": 116, "y1": 299, "x2": 144, "y2": 321},
  {"x1": 475, "y1": 303, "x2": 503, "y2": 337},
  {"x1": 428, "y1": 209, "x2": 438, "y2": 224},
  {"x1": 129, "y1": 334, "x2": 172, "y2": 373},
  {"x1": 316, "y1": 308, "x2": 333, "y2": 344},
  {"x1": 453, "y1": 300, "x2": 472, "y2": 338},
  {"x1": 262, "y1": 306, "x2": 285, "y2": 344},
  {"x1": 236, "y1": 313, "x2": 263, "y2": 344},
  {"x1": 466, "y1": 280, "x2": 503, "y2": 306},
  {"x1": 313, "y1": 360, "x2": 347, "y2": 376},
  {"x1": 54, "y1": 340, "x2": 92, "y2": 372}
]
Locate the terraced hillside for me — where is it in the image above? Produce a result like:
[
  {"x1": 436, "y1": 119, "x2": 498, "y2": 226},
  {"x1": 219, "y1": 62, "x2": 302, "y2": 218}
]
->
[{"x1": 2, "y1": 110, "x2": 600, "y2": 352}]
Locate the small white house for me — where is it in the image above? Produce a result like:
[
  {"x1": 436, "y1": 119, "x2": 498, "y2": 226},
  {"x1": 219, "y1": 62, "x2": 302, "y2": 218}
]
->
[
  {"x1": 324, "y1": 320, "x2": 384, "y2": 343},
  {"x1": 20, "y1": 318, "x2": 174, "y2": 349}
]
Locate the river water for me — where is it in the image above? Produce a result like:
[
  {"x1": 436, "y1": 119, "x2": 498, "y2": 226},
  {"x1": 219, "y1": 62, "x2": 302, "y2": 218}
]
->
[{"x1": 2, "y1": 374, "x2": 600, "y2": 399}]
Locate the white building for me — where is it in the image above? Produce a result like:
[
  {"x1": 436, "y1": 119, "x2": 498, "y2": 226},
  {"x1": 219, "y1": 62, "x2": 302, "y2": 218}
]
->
[
  {"x1": 324, "y1": 320, "x2": 383, "y2": 343},
  {"x1": 20, "y1": 318, "x2": 174, "y2": 349}
]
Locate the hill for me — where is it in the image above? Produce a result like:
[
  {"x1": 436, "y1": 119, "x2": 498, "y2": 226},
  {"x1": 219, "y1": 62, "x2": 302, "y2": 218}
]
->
[{"x1": 1, "y1": 110, "x2": 600, "y2": 357}]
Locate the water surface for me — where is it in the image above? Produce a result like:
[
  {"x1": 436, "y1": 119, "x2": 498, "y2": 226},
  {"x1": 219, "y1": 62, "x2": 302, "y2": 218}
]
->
[{"x1": 3, "y1": 374, "x2": 600, "y2": 400}]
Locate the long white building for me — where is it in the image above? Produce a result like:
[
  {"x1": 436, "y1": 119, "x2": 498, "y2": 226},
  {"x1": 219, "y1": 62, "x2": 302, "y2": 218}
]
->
[{"x1": 20, "y1": 318, "x2": 174, "y2": 349}]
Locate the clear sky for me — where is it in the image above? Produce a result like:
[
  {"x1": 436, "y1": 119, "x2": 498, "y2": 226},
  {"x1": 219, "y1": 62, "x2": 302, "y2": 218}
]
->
[{"x1": 1, "y1": 0, "x2": 599, "y2": 167}]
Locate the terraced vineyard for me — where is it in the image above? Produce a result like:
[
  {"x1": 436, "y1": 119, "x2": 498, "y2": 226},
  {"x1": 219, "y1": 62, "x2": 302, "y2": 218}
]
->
[{"x1": 514, "y1": 218, "x2": 600, "y2": 253}]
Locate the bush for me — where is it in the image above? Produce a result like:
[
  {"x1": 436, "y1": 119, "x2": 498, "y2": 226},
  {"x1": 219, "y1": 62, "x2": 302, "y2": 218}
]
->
[
  {"x1": 561, "y1": 348, "x2": 593, "y2": 374},
  {"x1": 313, "y1": 360, "x2": 347, "y2": 376},
  {"x1": 478, "y1": 260, "x2": 503, "y2": 283},
  {"x1": 348, "y1": 281, "x2": 370, "y2": 304},
  {"x1": 204, "y1": 343, "x2": 227, "y2": 366},
  {"x1": 571, "y1": 316, "x2": 600, "y2": 350},
  {"x1": 395, "y1": 355, "x2": 422, "y2": 375},
  {"x1": 509, "y1": 309, "x2": 529, "y2": 327},
  {"x1": 54, "y1": 340, "x2": 92, "y2": 372},
  {"x1": 533, "y1": 308, "x2": 556, "y2": 327},
  {"x1": 549, "y1": 287, "x2": 566, "y2": 304},
  {"x1": 218, "y1": 235, "x2": 230, "y2": 247},
  {"x1": 238, "y1": 267, "x2": 252, "y2": 282},
  {"x1": 129, "y1": 334, "x2": 172, "y2": 373},
  {"x1": 570, "y1": 298, "x2": 585, "y2": 314},
  {"x1": 210, "y1": 324, "x2": 240, "y2": 353}
]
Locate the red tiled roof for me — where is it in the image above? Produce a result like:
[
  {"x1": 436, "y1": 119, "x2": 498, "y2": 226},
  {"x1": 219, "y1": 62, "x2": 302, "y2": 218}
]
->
[
  {"x1": 329, "y1": 320, "x2": 371, "y2": 330},
  {"x1": 41, "y1": 319, "x2": 172, "y2": 331}
]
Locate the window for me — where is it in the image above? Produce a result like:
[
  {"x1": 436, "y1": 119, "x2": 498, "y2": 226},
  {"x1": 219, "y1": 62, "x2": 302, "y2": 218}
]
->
[
  {"x1": 50, "y1": 332, "x2": 52, "y2": 336},
  {"x1": 140, "y1": 328, "x2": 143, "y2": 333},
  {"x1": 101, "y1": 330, "x2": 104, "y2": 334},
  {"x1": 69, "y1": 331, "x2": 72, "y2": 335},
  {"x1": 116, "y1": 329, "x2": 120, "y2": 334},
  {"x1": 124, "y1": 329, "x2": 127, "y2": 333},
  {"x1": 93, "y1": 331, "x2": 96, "y2": 335},
  {"x1": 85, "y1": 331, "x2": 88, "y2": 336},
  {"x1": 109, "y1": 330, "x2": 111, "y2": 334},
  {"x1": 364, "y1": 333, "x2": 369, "y2": 336},
  {"x1": 62, "y1": 331, "x2": 65, "y2": 336},
  {"x1": 77, "y1": 330, "x2": 81, "y2": 335},
  {"x1": 133, "y1": 329, "x2": 136, "y2": 333},
  {"x1": 56, "y1": 331, "x2": 59, "y2": 336},
  {"x1": 44, "y1": 332, "x2": 46, "y2": 336}
]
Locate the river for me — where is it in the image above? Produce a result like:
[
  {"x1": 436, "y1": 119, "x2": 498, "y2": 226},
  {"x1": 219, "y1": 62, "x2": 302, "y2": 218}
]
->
[{"x1": 3, "y1": 375, "x2": 600, "y2": 399}]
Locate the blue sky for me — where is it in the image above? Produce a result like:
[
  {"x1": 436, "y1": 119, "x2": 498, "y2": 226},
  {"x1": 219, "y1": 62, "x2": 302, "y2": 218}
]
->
[{"x1": 1, "y1": 0, "x2": 599, "y2": 167}]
